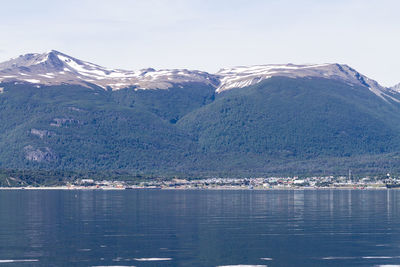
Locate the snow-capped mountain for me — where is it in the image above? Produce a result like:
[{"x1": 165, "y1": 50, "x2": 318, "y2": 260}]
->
[
  {"x1": 216, "y1": 63, "x2": 398, "y2": 101},
  {"x1": 0, "y1": 50, "x2": 219, "y2": 90},
  {"x1": 2, "y1": 51, "x2": 400, "y2": 175},
  {"x1": 0, "y1": 50, "x2": 397, "y2": 102}
]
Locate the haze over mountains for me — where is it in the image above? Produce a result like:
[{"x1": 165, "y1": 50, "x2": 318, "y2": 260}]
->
[{"x1": 0, "y1": 50, "x2": 400, "y2": 176}]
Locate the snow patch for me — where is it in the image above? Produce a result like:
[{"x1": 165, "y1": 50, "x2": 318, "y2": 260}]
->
[
  {"x1": 322, "y1": 256, "x2": 357, "y2": 260},
  {"x1": 362, "y1": 256, "x2": 399, "y2": 259},
  {"x1": 23, "y1": 79, "x2": 40, "y2": 83},
  {"x1": 0, "y1": 259, "x2": 39, "y2": 263},
  {"x1": 134, "y1": 258, "x2": 172, "y2": 261},
  {"x1": 38, "y1": 74, "x2": 54, "y2": 78}
]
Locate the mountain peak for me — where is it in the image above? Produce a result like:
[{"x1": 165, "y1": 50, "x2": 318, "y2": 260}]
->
[
  {"x1": 0, "y1": 50, "x2": 218, "y2": 90},
  {"x1": 216, "y1": 63, "x2": 334, "y2": 92},
  {"x1": 0, "y1": 50, "x2": 78, "y2": 72},
  {"x1": 215, "y1": 63, "x2": 398, "y2": 102},
  {"x1": 48, "y1": 49, "x2": 62, "y2": 54}
]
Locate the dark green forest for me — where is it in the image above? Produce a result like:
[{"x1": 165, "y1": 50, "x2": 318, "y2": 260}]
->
[{"x1": 1, "y1": 77, "x2": 400, "y2": 182}]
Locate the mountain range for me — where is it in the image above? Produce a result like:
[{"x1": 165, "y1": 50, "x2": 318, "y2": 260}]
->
[{"x1": 0, "y1": 50, "x2": 400, "y2": 177}]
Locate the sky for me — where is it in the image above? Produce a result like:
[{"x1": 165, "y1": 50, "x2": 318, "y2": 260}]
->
[{"x1": 0, "y1": 0, "x2": 399, "y2": 86}]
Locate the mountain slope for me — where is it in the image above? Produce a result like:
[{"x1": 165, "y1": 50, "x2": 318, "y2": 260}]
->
[
  {"x1": 111, "y1": 82, "x2": 216, "y2": 123},
  {"x1": 0, "y1": 83, "x2": 196, "y2": 171},
  {"x1": 177, "y1": 77, "x2": 400, "y2": 173}
]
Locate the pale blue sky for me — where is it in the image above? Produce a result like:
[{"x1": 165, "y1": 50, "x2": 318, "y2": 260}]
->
[{"x1": 1, "y1": 0, "x2": 399, "y2": 86}]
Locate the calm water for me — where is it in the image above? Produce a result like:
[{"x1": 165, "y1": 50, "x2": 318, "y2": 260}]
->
[{"x1": 1, "y1": 189, "x2": 400, "y2": 266}]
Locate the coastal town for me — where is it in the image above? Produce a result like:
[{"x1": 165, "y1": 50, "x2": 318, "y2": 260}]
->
[
  {"x1": 4, "y1": 174, "x2": 398, "y2": 190},
  {"x1": 98, "y1": 175, "x2": 398, "y2": 190}
]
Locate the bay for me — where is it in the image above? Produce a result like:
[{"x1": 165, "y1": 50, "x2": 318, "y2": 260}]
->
[{"x1": 0, "y1": 189, "x2": 400, "y2": 266}]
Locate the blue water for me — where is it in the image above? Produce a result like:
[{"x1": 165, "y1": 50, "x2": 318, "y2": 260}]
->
[{"x1": 0, "y1": 189, "x2": 400, "y2": 266}]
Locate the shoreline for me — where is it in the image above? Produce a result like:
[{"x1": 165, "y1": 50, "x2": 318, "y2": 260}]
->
[{"x1": 0, "y1": 186, "x2": 394, "y2": 191}]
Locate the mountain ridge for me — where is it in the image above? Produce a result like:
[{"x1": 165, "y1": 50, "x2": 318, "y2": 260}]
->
[
  {"x1": 0, "y1": 50, "x2": 219, "y2": 90},
  {"x1": 0, "y1": 50, "x2": 397, "y2": 101}
]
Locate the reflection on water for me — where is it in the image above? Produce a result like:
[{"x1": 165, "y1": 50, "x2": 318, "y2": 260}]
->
[{"x1": 1, "y1": 190, "x2": 400, "y2": 266}]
